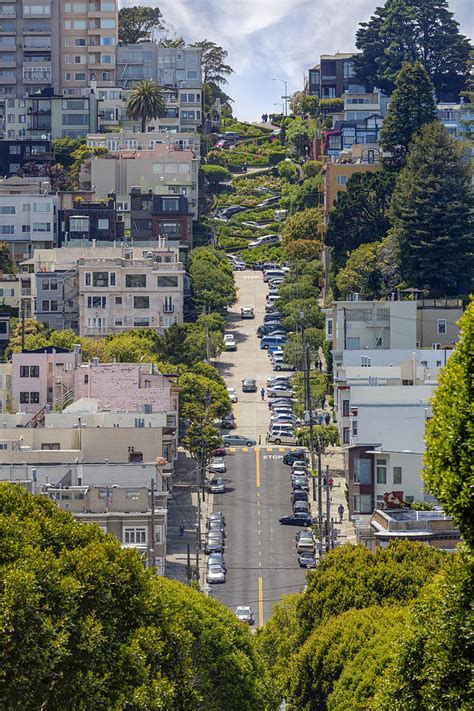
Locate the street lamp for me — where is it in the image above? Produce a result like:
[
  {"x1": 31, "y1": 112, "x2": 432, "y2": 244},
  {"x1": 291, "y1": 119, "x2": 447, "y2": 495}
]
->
[
  {"x1": 273, "y1": 77, "x2": 289, "y2": 117},
  {"x1": 274, "y1": 102, "x2": 284, "y2": 116}
]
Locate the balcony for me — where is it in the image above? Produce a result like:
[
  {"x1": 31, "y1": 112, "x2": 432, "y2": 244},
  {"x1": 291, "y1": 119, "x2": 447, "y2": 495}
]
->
[{"x1": 21, "y1": 287, "x2": 32, "y2": 296}]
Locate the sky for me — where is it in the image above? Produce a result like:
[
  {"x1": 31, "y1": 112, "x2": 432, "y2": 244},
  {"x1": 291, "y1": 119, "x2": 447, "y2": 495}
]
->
[{"x1": 122, "y1": 0, "x2": 473, "y2": 120}]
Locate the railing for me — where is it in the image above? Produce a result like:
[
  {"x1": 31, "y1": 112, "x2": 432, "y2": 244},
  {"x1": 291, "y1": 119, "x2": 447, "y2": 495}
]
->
[{"x1": 24, "y1": 405, "x2": 46, "y2": 429}]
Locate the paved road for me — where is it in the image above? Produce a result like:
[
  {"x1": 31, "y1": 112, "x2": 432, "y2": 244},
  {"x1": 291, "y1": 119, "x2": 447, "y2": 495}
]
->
[{"x1": 209, "y1": 271, "x2": 306, "y2": 625}]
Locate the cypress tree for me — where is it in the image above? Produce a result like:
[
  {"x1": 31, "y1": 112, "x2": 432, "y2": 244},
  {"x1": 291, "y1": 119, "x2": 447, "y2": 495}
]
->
[
  {"x1": 389, "y1": 121, "x2": 473, "y2": 295},
  {"x1": 380, "y1": 61, "x2": 436, "y2": 168}
]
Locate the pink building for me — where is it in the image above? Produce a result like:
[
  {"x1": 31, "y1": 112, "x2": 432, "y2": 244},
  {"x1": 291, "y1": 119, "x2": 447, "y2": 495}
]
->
[
  {"x1": 12, "y1": 346, "x2": 80, "y2": 415},
  {"x1": 73, "y1": 362, "x2": 179, "y2": 414}
]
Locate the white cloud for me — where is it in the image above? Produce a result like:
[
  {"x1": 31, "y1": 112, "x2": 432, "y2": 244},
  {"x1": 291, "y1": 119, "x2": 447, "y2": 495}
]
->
[{"x1": 120, "y1": 0, "x2": 473, "y2": 119}]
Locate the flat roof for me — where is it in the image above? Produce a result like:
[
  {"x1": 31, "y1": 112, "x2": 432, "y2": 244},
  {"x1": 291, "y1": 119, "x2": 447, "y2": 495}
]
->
[{"x1": 350, "y1": 384, "x2": 436, "y2": 405}]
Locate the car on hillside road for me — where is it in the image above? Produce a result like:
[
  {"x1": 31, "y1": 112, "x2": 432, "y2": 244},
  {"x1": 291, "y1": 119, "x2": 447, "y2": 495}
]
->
[
  {"x1": 206, "y1": 563, "x2": 226, "y2": 584},
  {"x1": 283, "y1": 449, "x2": 307, "y2": 465},
  {"x1": 240, "y1": 306, "x2": 255, "y2": 319},
  {"x1": 242, "y1": 378, "x2": 257, "y2": 392},
  {"x1": 208, "y1": 512, "x2": 226, "y2": 526},
  {"x1": 209, "y1": 477, "x2": 226, "y2": 494},
  {"x1": 267, "y1": 384, "x2": 293, "y2": 398},
  {"x1": 224, "y1": 333, "x2": 237, "y2": 351},
  {"x1": 298, "y1": 552, "x2": 317, "y2": 569},
  {"x1": 209, "y1": 457, "x2": 227, "y2": 474},
  {"x1": 226, "y1": 387, "x2": 238, "y2": 403},
  {"x1": 223, "y1": 434, "x2": 257, "y2": 447},
  {"x1": 212, "y1": 445, "x2": 227, "y2": 457},
  {"x1": 279, "y1": 512, "x2": 313, "y2": 526},
  {"x1": 235, "y1": 606, "x2": 254, "y2": 624}
]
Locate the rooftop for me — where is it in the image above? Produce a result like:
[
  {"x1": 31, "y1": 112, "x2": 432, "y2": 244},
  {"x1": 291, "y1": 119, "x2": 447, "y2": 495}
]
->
[{"x1": 350, "y1": 384, "x2": 437, "y2": 406}]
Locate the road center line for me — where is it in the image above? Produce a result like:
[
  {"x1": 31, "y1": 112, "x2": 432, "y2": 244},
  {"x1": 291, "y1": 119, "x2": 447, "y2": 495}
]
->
[
  {"x1": 258, "y1": 576, "x2": 264, "y2": 627},
  {"x1": 255, "y1": 447, "x2": 260, "y2": 488}
]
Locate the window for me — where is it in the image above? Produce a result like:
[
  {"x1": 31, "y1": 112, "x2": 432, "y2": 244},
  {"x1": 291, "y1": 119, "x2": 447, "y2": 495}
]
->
[
  {"x1": 74, "y1": 38, "x2": 86, "y2": 47},
  {"x1": 161, "y1": 221, "x2": 180, "y2": 236},
  {"x1": 157, "y1": 276, "x2": 178, "y2": 288},
  {"x1": 0, "y1": 205, "x2": 15, "y2": 214},
  {"x1": 19, "y1": 365, "x2": 40, "y2": 378},
  {"x1": 437, "y1": 319, "x2": 447, "y2": 335},
  {"x1": 337, "y1": 175, "x2": 348, "y2": 185},
  {"x1": 354, "y1": 458, "x2": 371, "y2": 484},
  {"x1": 133, "y1": 317, "x2": 150, "y2": 327},
  {"x1": 163, "y1": 296, "x2": 173, "y2": 313},
  {"x1": 326, "y1": 318, "x2": 333, "y2": 337},
  {"x1": 114, "y1": 296, "x2": 122, "y2": 305},
  {"x1": 87, "y1": 316, "x2": 106, "y2": 328},
  {"x1": 187, "y1": 70, "x2": 198, "y2": 79},
  {"x1": 134, "y1": 418, "x2": 145, "y2": 428},
  {"x1": 32, "y1": 222, "x2": 51, "y2": 233},
  {"x1": 126, "y1": 274, "x2": 146, "y2": 288},
  {"x1": 41, "y1": 300, "x2": 58, "y2": 312},
  {"x1": 87, "y1": 295, "x2": 106, "y2": 308},
  {"x1": 126, "y1": 489, "x2": 141, "y2": 500},
  {"x1": 0, "y1": 225, "x2": 14, "y2": 235},
  {"x1": 393, "y1": 466, "x2": 402, "y2": 485},
  {"x1": 33, "y1": 202, "x2": 51, "y2": 213},
  {"x1": 162, "y1": 198, "x2": 179, "y2": 212},
  {"x1": 376, "y1": 459, "x2": 387, "y2": 484},
  {"x1": 352, "y1": 420, "x2": 358, "y2": 435},
  {"x1": 123, "y1": 527, "x2": 146, "y2": 544},
  {"x1": 342, "y1": 427, "x2": 350, "y2": 444},
  {"x1": 100, "y1": 18, "x2": 115, "y2": 27},
  {"x1": 74, "y1": 73, "x2": 86, "y2": 81},
  {"x1": 41, "y1": 443, "x2": 60, "y2": 450},
  {"x1": 114, "y1": 318, "x2": 122, "y2": 327},
  {"x1": 70, "y1": 217, "x2": 89, "y2": 232},
  {"x1": 342, "y1": 400, "x2": 349, "y2": 417},
  {"x1": 20, "y1": 392, "x2": 30, "y2": 404},
  {"x1": 154, "y1": 525, "x2": 163, "y2": 544},
  {"x1": 134, "y1": 296, "x2": 149, "y2": 309},
  {"x1": 353, "y1": 494, "x2": 372, "y2": 513},
  {"x1": 30, "y1": 392, "x2": 40, "y2": 404},
  {"x1": 88, "y1": 271, "x2": 113, "y2": 288}
]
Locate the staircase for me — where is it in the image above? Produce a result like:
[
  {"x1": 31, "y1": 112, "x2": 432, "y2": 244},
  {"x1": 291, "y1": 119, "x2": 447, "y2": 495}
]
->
[{"x1": 24, "y1": 406, "x2": 46, "y2": 429}]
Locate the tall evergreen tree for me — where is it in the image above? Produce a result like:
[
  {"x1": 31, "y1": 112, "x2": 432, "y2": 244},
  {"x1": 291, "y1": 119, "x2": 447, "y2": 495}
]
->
[
  {"x1": 380, "y1": 61, "x2": 436, "y2": 168},
  {"x1": 354, "y1": 0, "x2": 471, "y2": 98},
  {"x1": 389, "y1": 121, "x2": 473, "y2": 296}
]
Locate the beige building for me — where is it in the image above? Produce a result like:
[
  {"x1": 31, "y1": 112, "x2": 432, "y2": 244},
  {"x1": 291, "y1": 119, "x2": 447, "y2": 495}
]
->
[
  {"x1": 415, "y1": 298, "x2": 462, "y2": 349},
  {"x1": 0, "y1": 362, "x2": 12, "y2": 412},
  {"x1": 83, "y1": 144, "x2": 199, "y2": 219},
  {"x1": 0, "y1": 274, "x2": 19, "y2": 308},
  {"x1": 323, "y1": 159, "x2": 380, "y2": 214}
]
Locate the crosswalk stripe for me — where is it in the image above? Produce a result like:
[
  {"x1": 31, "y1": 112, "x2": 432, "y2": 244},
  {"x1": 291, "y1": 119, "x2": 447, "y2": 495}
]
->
[
  {"x1": 279, "y1": 447, "x2": 285, "y2": 452},
  {"x1": 266, "y1": 447, "x2": 273, "y2": 452},
  {"x1": 229, "y1": 447, "x2": 236, "y2": 452},
  {"x1": 242, "y1": 447, "x2": 248, "y2": 452}
]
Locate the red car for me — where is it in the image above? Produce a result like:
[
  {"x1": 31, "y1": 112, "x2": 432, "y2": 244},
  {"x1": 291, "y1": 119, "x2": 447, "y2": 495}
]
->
[{"x1": 212, "y1": 445, "x2": 227, "y2": 456}]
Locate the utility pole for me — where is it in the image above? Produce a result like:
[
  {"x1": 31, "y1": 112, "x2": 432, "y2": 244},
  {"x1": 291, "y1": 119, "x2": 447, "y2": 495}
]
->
[
  {"x1": 186, "y1": 543, "x2": 191, "y2": 584},
  {"x1": 325, "y1": 464, "x2": 331, "y2": 553},
  {"x1": 197, "y1": 444, "x2": 203, "y2": 550},
  {"x1": 21, "y1": 299, "x2": 25, "y2": 352},
  {"x1": 301, "y1": 309, "x2": 317, "y2": 506},
  {"x1": 149, "y1": 478, "x2": 156, "y2": 570}
]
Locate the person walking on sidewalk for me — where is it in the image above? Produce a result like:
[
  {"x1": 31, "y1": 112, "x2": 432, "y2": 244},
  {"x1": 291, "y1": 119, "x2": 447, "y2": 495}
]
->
[
  {"x1": 325, "y1": 412, "x2": 331, "y2": 426},
  {"x1": 338, "y1": 504, "x2": 344, "y2": 523},
  {"x1": 260, "y1": 387, "x2": 265, "y2": 401}
]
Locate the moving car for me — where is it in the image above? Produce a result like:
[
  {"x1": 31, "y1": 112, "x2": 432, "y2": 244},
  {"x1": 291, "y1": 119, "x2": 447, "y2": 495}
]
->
[
  {"x1": 298, "y1": 552, "x2": 316, "y2": 569},
  {"x1": 248, "y1": 234, "x2": 280, "y2": 248},
  {"x1": 258, "y1": 196, "x2": 280, "y2": 207},
  {"x1": 227, "y1": 387, "x2": 238, "y2": 402},
  {"x1": 235, "y1": 606, "x2": 254, "y2": 625},
  {"x1": 240, "y1": 306, "x2": 255, "y2": 319},
  {"x1": 224, "y1": 334, "x2": 237, "y2": 351},
  {"x1": 279, "y1": 512, "x2": 313, "y2": 526},
  {"x1": 220, "y1": 413, "x2": 236, "y2": 429},
  {"x1": 242, "y1": 377, "x2": 257, "y2": 392},
  {"x1": 223, "y1": 434, "x2": 257, "y2": 447},
  {"x1": 209, "y1": 477, "x2": 226, "y2": 494},
  {"x1": 209, "y1": 457, "x2": 226, "y2": 474},
  {"x1": 283, "y1": 449, "x2": 307, "y2": 465},
  {"x1": 223, "y1": 131, "x2": 240, "y2": 140},
  {"x1": 206, "y1": 563, "x2": 226, "y2": 584}
]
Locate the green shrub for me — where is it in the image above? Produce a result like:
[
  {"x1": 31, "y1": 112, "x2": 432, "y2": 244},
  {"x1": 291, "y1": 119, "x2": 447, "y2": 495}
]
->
[{"x1": 268, "y1": 151, "x2": 287, "y2": 165}]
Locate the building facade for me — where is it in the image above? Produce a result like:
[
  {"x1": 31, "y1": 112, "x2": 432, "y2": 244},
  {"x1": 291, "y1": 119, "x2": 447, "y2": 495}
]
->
[
  {"x1": 307, "y1": 53, "x2": 366, "y2": 99},
  {"x1": 0, "y1": 190, "x2": 58, "y2": 259},
  {"x1": 323, "y1": 161, "x2": 380, "y2": 214},
  {"x1": 129, "y1": 189, "x2": 192, "y2": 244}
]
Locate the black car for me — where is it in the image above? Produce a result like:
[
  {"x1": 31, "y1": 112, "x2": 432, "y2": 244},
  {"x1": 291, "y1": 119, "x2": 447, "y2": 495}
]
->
[
  {"x1": 242, "y1": 378, "x2": 257, "y2": 392},
  {"x1": 263, "y1": 312, "x2": 283, "y2": 323},
  {"x1": 279, "y1": 513, "x2": 313, "y2": 526},
  {"x1": 292, "y1": 477, "x2": 310, "y2": 492},
  {"x1": 283, "y1": 449, "x2": 307, "y2": 465},
  {"x1": 291, "y1": 490, "x2": 309, "y2": 505}
]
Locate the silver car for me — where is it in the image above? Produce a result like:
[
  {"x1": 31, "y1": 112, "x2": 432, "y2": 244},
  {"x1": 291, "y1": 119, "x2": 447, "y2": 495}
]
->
[
  {"x1": 206, "y1": 563, "x2": 226, "y2": 584},
  {"x1": 235, "y1": 606, "x2": 254, "y2": 624},
  {"x1": 209, "y1": 457, "x2": 227, "y2": 474}
]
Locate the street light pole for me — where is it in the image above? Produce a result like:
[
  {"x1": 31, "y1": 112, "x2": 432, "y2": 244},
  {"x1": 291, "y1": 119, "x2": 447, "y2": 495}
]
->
[{"x1": 273, "y1": 78, "x2": 289, "y2": 117}]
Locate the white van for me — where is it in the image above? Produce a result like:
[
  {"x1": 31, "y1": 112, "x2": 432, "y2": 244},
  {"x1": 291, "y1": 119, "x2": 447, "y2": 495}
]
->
[{"x1": 274, "y1": 209, "x2": 287, "y2": 222}]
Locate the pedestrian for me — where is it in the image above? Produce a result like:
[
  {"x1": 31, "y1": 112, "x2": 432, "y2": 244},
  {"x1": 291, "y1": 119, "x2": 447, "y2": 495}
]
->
[
  {"x1": 328, "y1": 477, "x2": 333, "y2": 490},
  {"x1": 258, "y1": 434, "x2": 262, "y2": 445},
  {"x1": 179, "y1": 522, "x2": 185, "y2": 536},
  {"x1": 260, "y1": 387, "x2": 265, "y2": 401},
  {"x1": 338, "y1": 504, "x2": 344, "y2": 523},
  {"x1": 243, "y1": 161, "x2": 248, "y2": 174},
  {"x1": 325, "y1": 413, "x2": 331, "y2": 426},
  {"x1": 317, "y1": 413, "x2": 323, "y2": 426}
]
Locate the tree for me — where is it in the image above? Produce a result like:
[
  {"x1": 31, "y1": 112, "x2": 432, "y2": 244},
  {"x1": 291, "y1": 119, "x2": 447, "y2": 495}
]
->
[
  {"x1": 389, "y1": 121, "x2": 473, "y2": 295},
  {"x1": 0, "y1": 242, "x2": 15, "y2": 274},
  {"x1": 335, "y1": 242, "x2": 383, "y2": 298},
  {"x1": 52, "y1": 136, "x2": 84, "y2": 167},
  {"x1": 126, "y1": 80, "x2": 167, "y2": 133},
  {"x1": 18, "y1": 162, "x2": 75, "y2": 191},
  {"x1": 286, "y1": 120, "x2": 312, "y2": 157},
  {"x1": 424, "y1": 301, "x2": 474, "y2": 546},
  {"x1": 284, "y1": 239, "x2": 322, "y2": 262},
  {"x1": 281, "y1": 175, "x2": 323, "y2": 215},
  {"x1": 0, "y1": 484, "x2": 276, "y2": 710},
  {"x1": 118, "y1": 6, "x2": 165, "y2": 44},
  {"x1": 303, "y1": 160, "x2": 322, "y2": 179},
  {"x1": 157, "y1": 35, "x2": 185, "y2": 48},
  {"x1": 277, "y1": 160, "x2": 297, "y2": 183},
  {"x1": 201, "y1": 164, "x2": 231, "y2": 188},
  {"x1": 325, "y1": 170, "x2": 396, "y2": 270},
  {"x1": 281, "y1": 208, "x2": 323, "y2": 245},
  {"x1": 354, "y1": 0, "x2": 471, "y2": 98},
  {"x1": 380, "y1": 61, "x2": 437, "y2": 167},
  {"x1": 189, "y1": 247, "x2": 236, "y2": 313},
  {"x1": 190, "y1": 40, "x2": 233, "y2": 86}
]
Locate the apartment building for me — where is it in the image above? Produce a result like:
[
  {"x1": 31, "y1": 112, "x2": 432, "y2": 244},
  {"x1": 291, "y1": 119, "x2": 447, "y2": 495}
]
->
[
  {"x1": 59, "y1": 195, "x2": 124, "y2": 244},
  {"x1": 0, "y1": 361, "x2": 12, "y2": 411},
  {"x1": 437, "y1": 101, "x2": 473, "y2": 140},
  {"x1": 415, "y1": 298, "x2": 462, "y2": 348},
  {"x1": 323, "y1": 160, "x2": 380, "y2": 214},
  {"x1": 307, "y1": 53, "x2": 366, "y2": 99},
  {"x1": 323, "y1": 114, "x2": 384, "y2": 157},
  {"x1": 0, "y1": 273, "x2": 19, "y2": 307},
  {"x1": 59, "y1": 0, "x2": 118, "y2": 96},
  {"x1": 129, "y1": 189, "x2": 192, "y2": 245},
  {"x1": 84, "y1": 143, "x2": 199, "y2": 220},
  {"x1": 86, "y1": 129, "x2": 201, "y2": 155},
  {"x1": 325, "y1": 299, "x2": 418, "y2": 354},
  {"x1": 77, "y1": 247, "x2": 184, "y2": 336},
  {"x1": 356, "y1": 508, "x2": 460, "y2": 551},
  {"x1": 0, "y1": 190, "x2": 58, "y2": 259},
  {"x1": 116, "y1": 45, "x2": 203, "y2": 133},
  {"x1": 11, "y1": 344, "x2": 79, "y2": 414}
]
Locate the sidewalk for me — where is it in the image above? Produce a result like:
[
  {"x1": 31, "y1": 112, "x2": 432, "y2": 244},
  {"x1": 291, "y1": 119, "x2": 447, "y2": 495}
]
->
[{"x1": 165, "y1": 449, "x2": 213, "y2": 589}]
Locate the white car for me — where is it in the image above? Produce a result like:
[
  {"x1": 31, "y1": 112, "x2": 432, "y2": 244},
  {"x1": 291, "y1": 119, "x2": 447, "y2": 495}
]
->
[
  {"x1": 209, "y1": 457, "x2": 227, "y2": 474},
  {"x1": 273, "y1": 360, "x2": 296, "y2": 372},
  {"x1": 235, "y1": 606, "x2": 254, "y2": 624},
  {"x1": 267, "y1": 384, "x2": 293, "y2": 398},
  {"x1": 224, "y1": 334, "x2": 237, "y2": 351},
  {"x1": 241, "y1": 306, "x2": 255, "y2": 319},
  {"x1": 267, "y1": 430, "x2": 297, "y2": 445},
  {"x1": 206, "y1": 564, "x2": 226, "y2": 584},
  {"x1": 227, "y1": 387, "x2": 238, "y2": 403}
]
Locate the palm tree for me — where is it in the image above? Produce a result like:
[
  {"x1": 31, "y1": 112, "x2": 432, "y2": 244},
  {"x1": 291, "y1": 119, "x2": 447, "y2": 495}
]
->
[{"x1": 125, "y1": 80, "x2": 167, "y2": 133}]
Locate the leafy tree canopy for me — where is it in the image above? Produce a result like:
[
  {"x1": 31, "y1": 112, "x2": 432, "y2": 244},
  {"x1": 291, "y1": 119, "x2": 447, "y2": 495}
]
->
[
  {"x1": 277, "y1": 160, "x2": 298, "y2": 183},
  {"x1": 0, "y1": 242, "x2": 16, "y2": 274},
  {"x1": 325, "y1": 169, "x2": 396, "y2": 271},
  {"x1": 424, "y1": 301, "x2": 474, "y2": 546},
  {"x1": 354, "y1": 0, "x2": 471, "y2": 98},
  {"x1": 286, "y1": 120, "x2": 313, "y2": 157},
  {"x1": 118, "y1": 6, "x2": 165, "y2": 44},
  {"x1": 190, "y1": 40, "x2": 234, "y2": 86},
  {"x1": 281, "y1": 208, "x2": 323, "y2": 245},
  {"x1": 0, "y1": 484, "x2": 275, "y2": 710},
  {"x1": 380, "y1": 61, "x2": 437, "y2": 168},
  {"x1": 188, "y1": 247, "x2": 237, "y2": 314},
  {"x1": 281, "y1": 175, "x2": 323, "y2": 215},
  {"x1": 201, "y1": 164, "x2": 231, "y2": 187},
  {"x1": 389, "y1": 121, "x2": 474, "y2": 295},
  {"x1": 125, "y1": 79, "x2": 167, "y2": 133}
]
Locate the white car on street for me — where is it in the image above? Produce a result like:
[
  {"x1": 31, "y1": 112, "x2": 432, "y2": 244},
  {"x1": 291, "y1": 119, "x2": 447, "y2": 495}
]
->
[
  {"x1": 224, "y1": 333, "x2": 237, "y2": 351},
  {"x1": 209, "y1": 457, "x2": 227, "y2": 474},
  {"x1": 227, "y1": 387, "x2": 238, "y2": 403}
]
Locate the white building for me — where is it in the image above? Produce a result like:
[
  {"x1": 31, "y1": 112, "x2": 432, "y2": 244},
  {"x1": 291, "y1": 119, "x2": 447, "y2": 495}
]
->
[{"x1": 0, "y1": 192, "x2": 58, "y2": 260}]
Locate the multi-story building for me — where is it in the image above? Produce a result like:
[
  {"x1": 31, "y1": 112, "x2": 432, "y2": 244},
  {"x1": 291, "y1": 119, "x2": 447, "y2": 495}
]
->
[
  {"x1": 116, "y1": 44, "x2": 203, "y2": 133},
  {"x1": 357, "y1": 508, "x2": 460, "y2": 551},
  {"x1": 84, "y1": 143, "x2": 199, "y2": 220},
  {"x1": 343, "y1": 89, "x2": 388, "y2": 121},
  {"x1": 323, "y1": 115, "x2": 384, "y2": 157},
  {"x1": 86, "y1": 129, "x2": 200, "y2": 154},
  {"x1": 0, "y1": 273, "x2": 19, "y2": 307},
  {"x1": 323, "y1": 159, "x2": 381, "y2": 214},
  {"x1": 325, "y1": 299, "x2": 418, "y2": 354},
  {"x1": 415, "y1": 298, "x2": 462, "y2": 349},
  {"x1": 129, "y1": 189, "x2": 192, "y2": 245},
  {"x1": 0, "y1": 361, "x2": 12, "y2": 411},
  {"x1": 307, "y1": 53, "x2": 366, "y2": 99},
  {"x1": 0, "y1": 1, "x2": 118, "y2": 100},
  {"x1": 59, "y1": 195, "x2": 124, "y2": 245},
  {"x1": 0, "y1": 189, "x2": 58, "y2": 259},
  {"x1": 437, "y1": 102, "x2": 473, "y2": 140},
  {"x1": 35, "y1": 267, "x2": 79, "y2": 331},
  {"x1": 0, "y1": 138, "x2": 54, "y2": 178}
]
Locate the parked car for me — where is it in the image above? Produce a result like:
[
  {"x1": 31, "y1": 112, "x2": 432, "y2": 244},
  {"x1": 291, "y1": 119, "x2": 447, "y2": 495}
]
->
[
  {"x1": 212, "y1": 445, "x2": 227, "y2": 457},
  {"x1": 224, "y1": 334, "x2": 237, "y2": 351},
  {"x1": 209, "y1": 477, "x2": 226, "y2": 494},
  {"x1": 291, "y1": 490, "x2": 309, "y2": 505},
  {"x1": 242, "y1": 378, "x2": 257, "y2": 392},
  {"x1": 267, "y1": 383, "x2": 293, "y2": 397},
  {"x1": 283, "y1": 449, "x2": 307, "y2": 465},
  {"x1": 232, "y1": 261, "x2": 246, "y2": 271},
  {"x1": 279, "y1": 512, "x2": 313, "y2": 526},
  {"x1": 227, "y1": 387, "x2": 238, "y2": 402},
  {"x1": 235, "y1": 606, "x2": 254, "y2": 624},
  {"x1": 208, "y1": 512, "x2": 226, "y2": 525},
  {"x1": 207, "y1": 551, "x2": 226, "y2": 569},
  {"x1": 257, "y1": 325, "x2": 285, "y2": 338},
  {"x1": 240, "y1": 306, "x2": 255, "y2": 319},
  {"x1": 293, "y1": 500, "x2": 310, "y2": 514},
  {"x1": 209, "y1": 457, "x2": 226, "y2": 474},
  {"x1": 208, "y1": 519, "x2": 226, "y2": 536},
  {"x1": 267, "y1": 375, "x2": 292, "y2": 386},
  {"x1": 205, "y1": 535, "x2": 224, "y2": 554},
  {"x1": 263, "y1": 269, "x2": 285, "y2": 283},
  {"x1": 298, "y1": 552, "x2": 316, "y2": 569},
  {"x1": 223, "y1": 131, "x2": 240, "y2": 140},
  {"x1": 273, "y1": 360, "x2": 296, "y2": 372},
  {"x1": 258, "y1": 196, "x2": 280, "y2": 207},
  {"x1": 223, "y1": 434, "x2": 257, "y2": 447},
  {"x1": 249, "y1": 234, "x2": 280, "y2": 248},
  {"x1": 267, "y1": 430, "x2": 297, "y2": 445},
  {"x1": 263, "y1": 311, "x2": 283, "y2": 323},
  {"x1": 292, "y1": 460, "x2": 308, "y2": 472},
  {"x1": 260, "y1": 335, "x2": 287, "y2": 351},
  {"x1": 220, "y1": 413, "x2": 236, "y2": 429},
  {"x1": 206, "y1": 563, "x2": 226, "y2": 584},
  {"x1": 292, "y1": 475, "x2": 310, "y2": 492}
]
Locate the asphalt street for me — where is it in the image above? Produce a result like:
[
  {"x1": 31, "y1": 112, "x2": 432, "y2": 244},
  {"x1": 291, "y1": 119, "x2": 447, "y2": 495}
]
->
[{"x1": 210, "y1": 271, "x2": 306, "y2": 625}]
